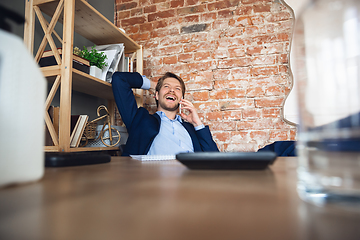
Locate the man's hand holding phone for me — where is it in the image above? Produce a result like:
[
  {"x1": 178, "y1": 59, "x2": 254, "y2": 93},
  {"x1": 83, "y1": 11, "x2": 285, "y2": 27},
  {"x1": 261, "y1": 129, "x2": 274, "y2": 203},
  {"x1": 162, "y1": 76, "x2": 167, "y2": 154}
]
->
[{"x1": 179, "y1": 98, "x2": 203, "y2": 127}]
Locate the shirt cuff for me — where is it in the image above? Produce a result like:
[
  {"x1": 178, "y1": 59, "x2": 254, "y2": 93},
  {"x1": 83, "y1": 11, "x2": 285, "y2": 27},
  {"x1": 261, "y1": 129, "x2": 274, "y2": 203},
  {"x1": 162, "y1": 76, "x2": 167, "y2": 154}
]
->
[
  {"x1": 141, "y1": 75, "x2": 150, "y2": 90},
  {"x1": 194, "y1": 124, "x2": 205, "y2": 131}
]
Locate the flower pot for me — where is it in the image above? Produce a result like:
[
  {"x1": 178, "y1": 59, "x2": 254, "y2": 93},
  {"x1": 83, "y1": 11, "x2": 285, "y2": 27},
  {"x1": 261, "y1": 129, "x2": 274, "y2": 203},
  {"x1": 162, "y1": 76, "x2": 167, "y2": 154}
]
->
[{"x1": 89, "y1": 66, "x2": 102, "y2": 79}]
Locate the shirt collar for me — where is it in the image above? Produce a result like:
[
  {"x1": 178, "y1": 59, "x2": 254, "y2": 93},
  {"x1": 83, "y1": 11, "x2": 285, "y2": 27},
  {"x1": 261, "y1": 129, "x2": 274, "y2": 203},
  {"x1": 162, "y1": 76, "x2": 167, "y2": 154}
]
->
[{"x1": 156, "y1": 111, "x2": 183, "y2": 123}]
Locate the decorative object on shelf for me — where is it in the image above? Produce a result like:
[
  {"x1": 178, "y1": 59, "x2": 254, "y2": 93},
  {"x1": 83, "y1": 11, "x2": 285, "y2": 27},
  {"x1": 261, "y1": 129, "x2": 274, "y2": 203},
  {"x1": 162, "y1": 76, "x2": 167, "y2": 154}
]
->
[
  {"x1": 89, "y1": 66, "x2": 102, "y2": 79},
  {"x1": 74, "y1": 45, "x2": 108, "y2": 79},
  {"x1": 89, "y1": 44, "x2": 125, "y2": 82},
  {"x1": 80, "y1": 105, "x2": 121, "y2": 147},
  {"x1": 76, "y1": 45, "x2": 108, "y2": 70}
]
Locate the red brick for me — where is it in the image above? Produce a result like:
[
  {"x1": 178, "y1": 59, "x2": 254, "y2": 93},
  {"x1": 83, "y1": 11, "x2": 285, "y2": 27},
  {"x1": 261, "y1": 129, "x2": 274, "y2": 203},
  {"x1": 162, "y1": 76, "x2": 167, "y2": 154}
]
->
[
  {"x1": 183, "y1": 42, "x2": 214, "y2": 53},
  {"x1": 178, "y1": 53, "x2": 193, "y2": 62},
  {"x1": 212, "y1": 131, "x2": 231, "y2": 142},
  {"x1": 213, "y1": 69, "x2": 230, "y2": 80},
  {"x1": 144, "y1": 5, "x2": 156, "y2": 14},
  {"x1": 251, "y1": 66, "x2": 278, "y2": 76},
  {"x1": 208, "y1": 121, "x2": 236, "y2": 131},
  {"x1": 131, "y1": 8, "x2": 143, "y2": 16},
  {"x1": 177, "y1": 5, "x2": 206, "y2": 16},
  {"x1": 266, "y1": 85, "x2": 284, "y2": 96},
  {"x1": 214, "y1": 49, "x2": 229, "y2": 59},
  {"x1": 243, "y1": 108, "x2": 261, "y2": 119},
  {"x1": 206, "y1": 111, "x2": 223, "y2": 121},
  {"x1": 241, "y1": 0, "x2": 272, "y2": 4},
  {"x1": 220, "y1": 99, "x2": 255, "y2": 110},
  {"x1": 214, "y1": 79, "x2": 248, "y2": 89},
  {"x1": 270, "y1": 130, "x2": 289, "y2": 141},
  {"x1": 223, "y1": 110, "x2": 242, "y2": 120},
  {"x1": 121, "y1": 17, "x2": 146, "y2": 27},
  {"x1": 252, "y1": 55, "x2": 277, "y2": 65},
  {"x1": 129, "y1": 32, "x2": 150, "y2": 41},
  {"x1": 247, "y1": 86, "x2": 265, "y2": 97},
  {"x1": 116, "y1": 2, "x2": 137, "y2": 11},
  {"x1": 187, "y1": 81, "x2": 213, "y2": 91},
  {"x1": 163, "y1": 55, "x2": 177, "y2": 64},
  {"x1": 210, "y1": 89, "x2": 227, "y2": 100},
  {"x1": 193, "y1": 91, "x2": 209, "y2": 101},
  {"x1": 184, "y1": 15, "x2": 199, "y2": 23},
  {"x1": 201, "y1": 12, "x2": 217, "y2": 22},
  {"x1": 151, "y1": 27, "x2": 179, "y2": 38},
  {"x1": 218, "y1": 10, "x2": 234, "y2": 19},
  {"x1": 230, "y1": 131, "x2": 250, "y2": 142},
  {"x1": 230, "y1": 16, "x2": 252, "y2": 27},
  {"x1": 194, "y1": 52, "x2": 211, "y2": 61},
  {"x1": 250, "y1": 130, "x2": 268, "y2": 139},
  {"x1": 224, "y1": 28, "x2": 244, "y2": 38},
  {"x1": 139, "y1": 23, "x2": 153, "y2": 32},
  {"x1": 262, "y1": 108, "x2": 280, "y2": 118},
  {"x1": 125, "y1": 25, "x2": 140, "y2": 34},
  {"x1": 116, "y1": 10, "x2": 130, "y2": 19},
  {"x1": 153, "y1": 45, "x2": 182, "y2": 57},
  {"x1": 266, "y1": 12, "x2": 292, "y2": 22},
  {"x1": 253, "y1": 3, "x2": 271, "y2": 13},
  {"x1": 148, "y1": 10, "x2": 175, "y2": 22},
  {"x1": 193, "y1": 101, "x2": 220, "y2": 112},
  {"x1": 218, "y1": 58, "x2": 251, "y2": 68},
  {"x1": 255, "y1": 98, "x2": 284, "y2": 108},
  {"x1": 237, "y1": 119, "x2": 274, "y2": 130},
  {"x1": 171, "y1": 0, "x2": 185, "y2": 8},
  {"x1": 228, "y1": 89, "x2": 246, "y2": 98}
]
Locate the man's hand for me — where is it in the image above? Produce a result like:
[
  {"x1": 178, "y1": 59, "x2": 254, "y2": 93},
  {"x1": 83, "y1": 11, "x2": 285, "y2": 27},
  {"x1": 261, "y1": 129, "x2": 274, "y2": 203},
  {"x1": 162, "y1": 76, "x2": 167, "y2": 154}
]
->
[
  {"x1": 149, "y1": 80, "x2": 157, "y2": 96},
  {"x1": 179, "y1": 99, "x2": 203, "y2": 127}
]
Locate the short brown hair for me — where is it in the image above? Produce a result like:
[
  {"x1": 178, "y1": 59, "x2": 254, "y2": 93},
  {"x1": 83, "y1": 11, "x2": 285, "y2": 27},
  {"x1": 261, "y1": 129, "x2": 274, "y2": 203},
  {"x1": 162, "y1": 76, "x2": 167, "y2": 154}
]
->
[{"x1": 155, "y1": 72, "x2": 186, "y2": 106}]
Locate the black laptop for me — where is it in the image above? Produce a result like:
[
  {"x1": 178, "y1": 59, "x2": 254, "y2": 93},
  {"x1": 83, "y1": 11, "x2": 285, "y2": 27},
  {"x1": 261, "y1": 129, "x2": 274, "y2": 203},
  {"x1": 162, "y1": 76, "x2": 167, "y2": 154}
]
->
[{"x1": 176, "y1": 151, "x2": 277, "y2": 170}]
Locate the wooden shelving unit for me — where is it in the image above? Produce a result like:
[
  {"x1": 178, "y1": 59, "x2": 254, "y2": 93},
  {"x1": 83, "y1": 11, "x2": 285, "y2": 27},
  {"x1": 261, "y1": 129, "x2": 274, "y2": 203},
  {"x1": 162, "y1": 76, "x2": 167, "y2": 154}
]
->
[{"x1": 24, "y1": 0, "x2": 143, "y2": 153}]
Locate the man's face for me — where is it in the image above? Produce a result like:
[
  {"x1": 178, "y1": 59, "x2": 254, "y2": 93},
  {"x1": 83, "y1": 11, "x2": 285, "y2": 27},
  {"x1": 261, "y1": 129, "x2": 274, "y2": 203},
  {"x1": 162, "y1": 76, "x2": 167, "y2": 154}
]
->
[{"x1": 155, "y1": 77, "x2": 183, "y2": 112}]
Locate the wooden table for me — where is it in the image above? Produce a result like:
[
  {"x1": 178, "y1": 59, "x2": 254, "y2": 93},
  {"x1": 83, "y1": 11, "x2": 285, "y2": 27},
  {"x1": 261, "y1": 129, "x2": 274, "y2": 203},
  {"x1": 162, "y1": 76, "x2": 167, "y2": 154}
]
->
[{"x1": 1, "y1": 157, "x2": 359, "y2": 240}]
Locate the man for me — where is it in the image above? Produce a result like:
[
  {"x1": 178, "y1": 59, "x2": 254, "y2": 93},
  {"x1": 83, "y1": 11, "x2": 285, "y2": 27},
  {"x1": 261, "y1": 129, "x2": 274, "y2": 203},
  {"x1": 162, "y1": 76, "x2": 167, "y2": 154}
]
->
[{"x1": 112, "y1": 71, "x2": 219, "y2": 156}]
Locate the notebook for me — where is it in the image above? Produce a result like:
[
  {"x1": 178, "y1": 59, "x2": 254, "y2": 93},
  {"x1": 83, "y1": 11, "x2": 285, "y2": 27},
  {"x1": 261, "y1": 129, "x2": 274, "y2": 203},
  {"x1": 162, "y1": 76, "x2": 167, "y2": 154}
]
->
[{"x1": 130, "y1": 155, "x2": 176, "y2": 161}]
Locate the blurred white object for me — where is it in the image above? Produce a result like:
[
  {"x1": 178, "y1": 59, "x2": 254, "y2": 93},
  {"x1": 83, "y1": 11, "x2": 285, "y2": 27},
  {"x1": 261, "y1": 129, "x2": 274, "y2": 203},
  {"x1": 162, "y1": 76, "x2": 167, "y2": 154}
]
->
[
  {"x1": 294, "y1": 0, "x2": 360, "y2": 206},
  {"x1": 0, "y1": 29, "x2": 46, "y2": 187}
]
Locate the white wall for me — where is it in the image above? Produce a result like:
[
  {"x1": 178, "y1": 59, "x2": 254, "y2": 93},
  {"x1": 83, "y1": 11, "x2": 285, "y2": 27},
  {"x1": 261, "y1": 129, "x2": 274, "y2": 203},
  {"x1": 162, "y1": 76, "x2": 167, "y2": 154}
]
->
[{"x1": 282, "y1": 0, "x2": 310, "y2": 125}]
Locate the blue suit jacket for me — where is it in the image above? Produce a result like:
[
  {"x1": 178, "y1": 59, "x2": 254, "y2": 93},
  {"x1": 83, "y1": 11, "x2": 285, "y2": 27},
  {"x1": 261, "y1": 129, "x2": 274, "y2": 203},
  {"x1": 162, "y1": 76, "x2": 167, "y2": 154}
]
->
[{"x1": 112, "y1": 72, "x2": 219, "y2": 156}]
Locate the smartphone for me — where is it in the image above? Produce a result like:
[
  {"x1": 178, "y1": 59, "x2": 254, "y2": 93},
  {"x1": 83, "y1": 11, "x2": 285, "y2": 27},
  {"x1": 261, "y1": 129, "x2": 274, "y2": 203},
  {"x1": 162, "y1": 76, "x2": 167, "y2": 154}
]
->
[{"x1": 179, "y1": 100, "x2": 182, "y2": 114}]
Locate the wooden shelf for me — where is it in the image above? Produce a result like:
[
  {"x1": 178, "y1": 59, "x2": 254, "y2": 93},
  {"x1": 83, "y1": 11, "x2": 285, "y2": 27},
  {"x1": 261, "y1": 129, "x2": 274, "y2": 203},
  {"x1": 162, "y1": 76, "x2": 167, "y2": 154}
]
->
[
  {"x1": 42, "y1": 66, "x2": 114, "y2": 99},
  {"x1": 25, "y1": 0, "x2": 143, "y2": 153},
  {"x1": 36, "y1": 0, "x2": 140, "y2": 53},
  {"x1": 45, "y1": 146, "x2": 119, "y2": 152}
]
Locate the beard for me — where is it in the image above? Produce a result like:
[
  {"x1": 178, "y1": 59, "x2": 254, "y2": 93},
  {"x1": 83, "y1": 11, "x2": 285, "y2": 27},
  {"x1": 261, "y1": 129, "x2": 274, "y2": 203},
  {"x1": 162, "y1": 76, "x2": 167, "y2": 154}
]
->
[{"x1": 158, "y1": 100, "x2": 179, "y2": 112}]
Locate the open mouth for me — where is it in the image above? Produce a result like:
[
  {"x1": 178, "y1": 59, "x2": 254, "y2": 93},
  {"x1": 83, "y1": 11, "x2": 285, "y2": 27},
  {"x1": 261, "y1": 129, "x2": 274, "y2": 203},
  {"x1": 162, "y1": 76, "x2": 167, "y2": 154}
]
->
[{"x1": 165, "y1": 95, "x2": 176, "y2": 101}]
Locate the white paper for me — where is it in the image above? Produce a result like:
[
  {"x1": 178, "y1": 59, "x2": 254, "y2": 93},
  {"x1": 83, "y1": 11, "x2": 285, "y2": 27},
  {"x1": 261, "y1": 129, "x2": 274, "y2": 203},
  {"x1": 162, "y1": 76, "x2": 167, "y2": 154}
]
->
[{"x1": 130, "y1": 155, "x2": 176, "y2": 161}]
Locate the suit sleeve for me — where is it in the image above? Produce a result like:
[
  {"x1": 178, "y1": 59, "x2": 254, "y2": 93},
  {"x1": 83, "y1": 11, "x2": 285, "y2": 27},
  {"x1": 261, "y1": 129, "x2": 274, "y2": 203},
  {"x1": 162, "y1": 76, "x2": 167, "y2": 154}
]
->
[
  {"x1": 195, "y1": 126, "x2": 219, "y2": 152},
  {"x1": 112, "y1": 72, "x2": 143, "y2": 129}
]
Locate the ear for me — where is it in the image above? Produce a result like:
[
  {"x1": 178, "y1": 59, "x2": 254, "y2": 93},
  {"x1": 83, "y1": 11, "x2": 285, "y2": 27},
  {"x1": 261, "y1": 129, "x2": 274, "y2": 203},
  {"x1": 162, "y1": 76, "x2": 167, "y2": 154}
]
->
[{"x1": 155, "y1": 91, "x2": 159, "y2": 101}]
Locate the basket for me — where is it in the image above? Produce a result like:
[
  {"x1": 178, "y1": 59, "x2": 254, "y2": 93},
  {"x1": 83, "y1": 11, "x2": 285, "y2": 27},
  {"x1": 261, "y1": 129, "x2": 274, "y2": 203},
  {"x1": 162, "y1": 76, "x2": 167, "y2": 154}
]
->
[{"x1": 83, "y1": 122, "x2": 97, "y2": 140}]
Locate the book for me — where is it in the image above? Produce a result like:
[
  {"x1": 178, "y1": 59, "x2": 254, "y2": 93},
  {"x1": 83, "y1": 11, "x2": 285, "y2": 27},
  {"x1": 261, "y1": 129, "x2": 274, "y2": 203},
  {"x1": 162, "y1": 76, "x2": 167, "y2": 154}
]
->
[
  {"x1": 70, "y1": 115, "x2": 89, "y2": 148},
  {"x1": 130, "y1": 155, "x2": 176, "y2": 161}
]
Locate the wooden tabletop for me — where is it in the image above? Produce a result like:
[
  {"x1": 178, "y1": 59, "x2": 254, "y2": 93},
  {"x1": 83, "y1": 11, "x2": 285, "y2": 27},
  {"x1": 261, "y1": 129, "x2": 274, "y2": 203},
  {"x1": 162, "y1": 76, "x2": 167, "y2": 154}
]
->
[{"x1": 1, "y1": 157, "x2": 359, "y2": 240}]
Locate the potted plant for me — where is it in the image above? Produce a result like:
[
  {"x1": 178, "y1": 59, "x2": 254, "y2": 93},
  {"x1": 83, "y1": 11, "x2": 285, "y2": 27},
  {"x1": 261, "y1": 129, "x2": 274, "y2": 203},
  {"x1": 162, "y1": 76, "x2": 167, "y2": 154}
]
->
[{"x1": 74, "y1": 46, "x2": 108, "y2": 79}]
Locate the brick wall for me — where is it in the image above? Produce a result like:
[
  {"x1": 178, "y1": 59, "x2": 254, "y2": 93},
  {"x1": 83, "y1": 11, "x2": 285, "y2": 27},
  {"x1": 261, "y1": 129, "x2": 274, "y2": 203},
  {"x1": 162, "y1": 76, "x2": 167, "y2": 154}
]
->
[{"x1": 114, "y1": 0, "x2": 297, "y2": 152}]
